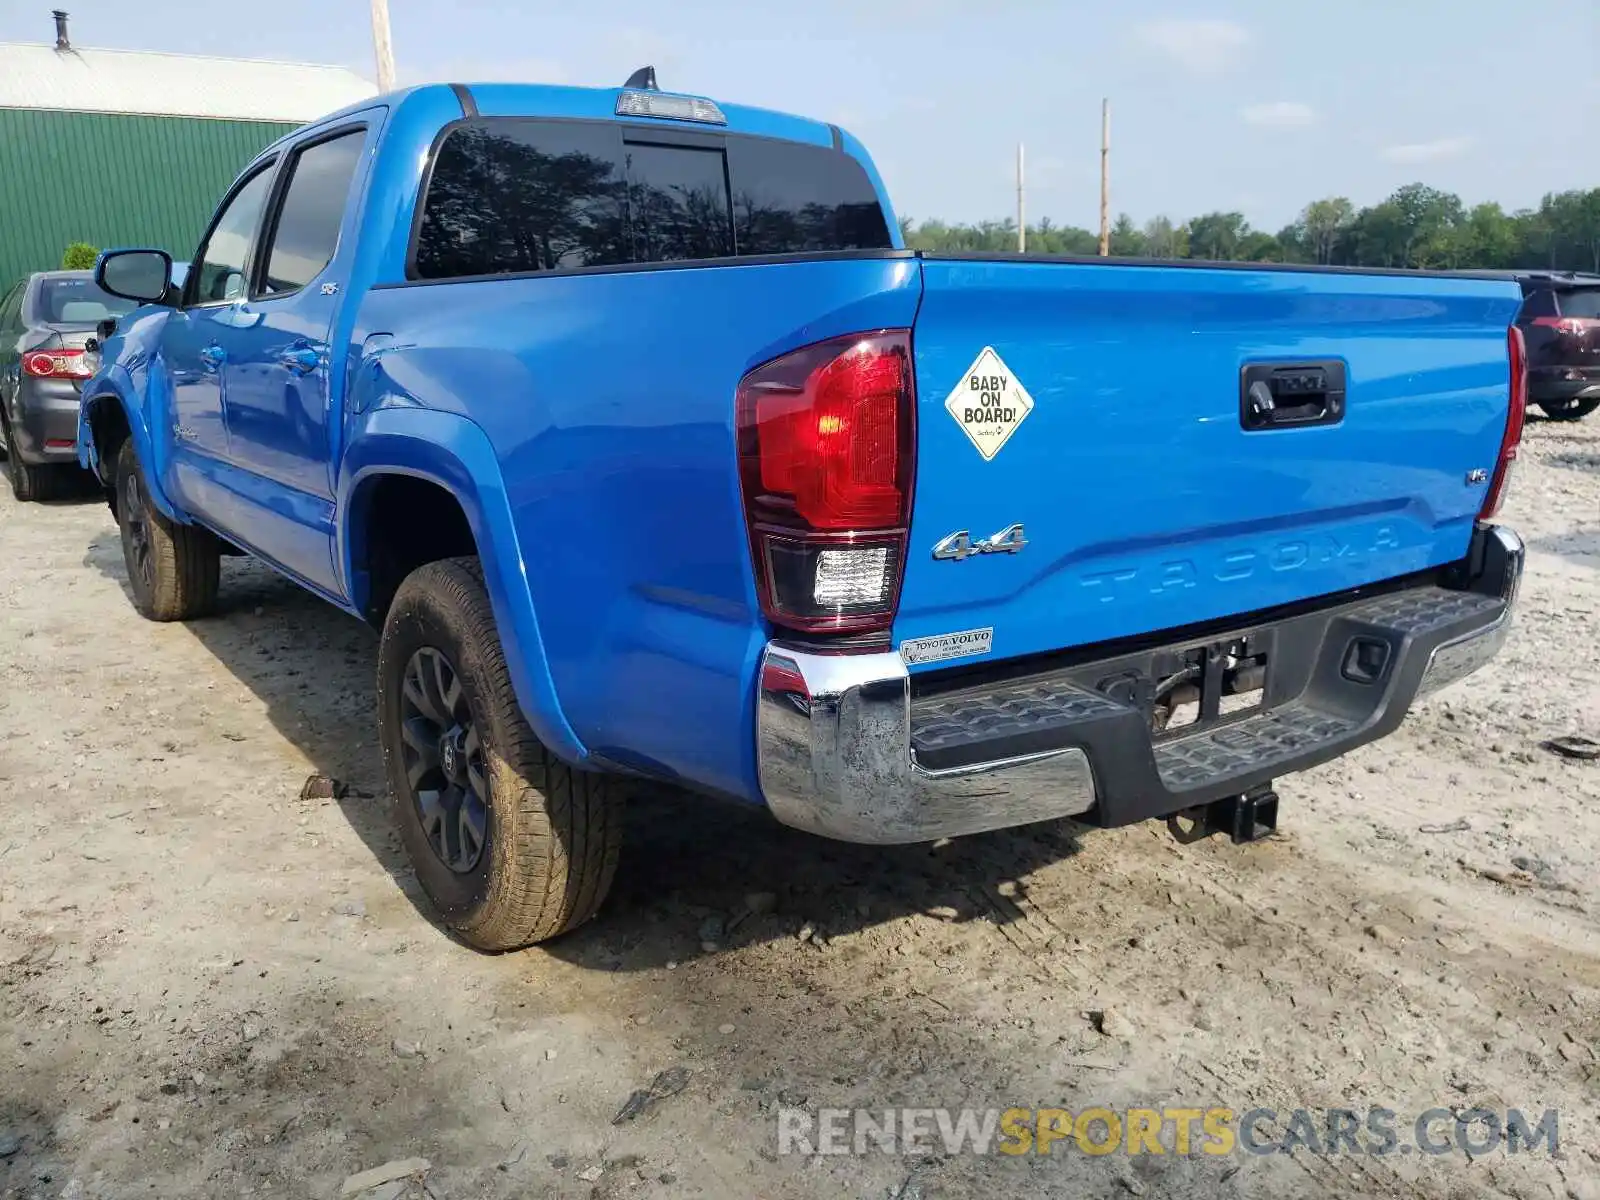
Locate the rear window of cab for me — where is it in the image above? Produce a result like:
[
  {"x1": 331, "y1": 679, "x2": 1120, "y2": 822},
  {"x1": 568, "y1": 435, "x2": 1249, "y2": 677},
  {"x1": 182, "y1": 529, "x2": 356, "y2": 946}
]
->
[{"x1": 411, "y1": 117, "x2": 892, "y2": 279}]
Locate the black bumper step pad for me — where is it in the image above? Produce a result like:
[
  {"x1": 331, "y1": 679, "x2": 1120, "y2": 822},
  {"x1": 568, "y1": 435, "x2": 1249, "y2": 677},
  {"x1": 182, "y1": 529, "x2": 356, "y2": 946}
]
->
[
  {"x1": 906, "y1": 578, "x2": 1509, "y2": 824},
  {"x1": 912, "y1": 679, "x2": 1129, "y2": 764},
  {"x1": 1153, "y1": 702, "x2": 1358, "y2": 791}
]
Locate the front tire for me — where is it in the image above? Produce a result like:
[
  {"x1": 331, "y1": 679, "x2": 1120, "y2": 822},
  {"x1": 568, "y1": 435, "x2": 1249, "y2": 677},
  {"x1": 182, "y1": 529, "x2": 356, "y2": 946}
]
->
[
  {"x1": 1536, "y1": 396, "x2": 1600, "y2": 421},
  {"x1": 378, "y1": 558, "x2": 622, "y2": 949},
  {"x1": 115, "y1": 440, "x2": 221, "y2": 620}
]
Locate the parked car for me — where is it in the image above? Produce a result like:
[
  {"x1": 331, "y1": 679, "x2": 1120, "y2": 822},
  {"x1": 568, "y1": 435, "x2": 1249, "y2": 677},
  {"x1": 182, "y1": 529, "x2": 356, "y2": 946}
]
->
[
  {"x1": 0, "y1": 270, "x2": 136, "y2": 500},
  {"x1": 1513, "y1": 270, "x2": 1600, "y2": 420},
  {"x1": 83, "y1": 78, "x2": 1526, "y2": 949}
]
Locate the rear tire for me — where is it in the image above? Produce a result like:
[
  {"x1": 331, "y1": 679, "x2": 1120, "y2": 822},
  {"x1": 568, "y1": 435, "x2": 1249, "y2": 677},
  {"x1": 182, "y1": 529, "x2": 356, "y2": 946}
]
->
[
  {"x1": 378, "y1": 557, "x2": 622, "y2": 950},
  {"x1": 3, "y1": 418, "x2": 54, "y2": 502},
  {"x1": 114, "y1": 439, "x2": 221, "y2": 620},
  {"x1": 1536, "y1": 397, "x2": 1600, "y2": 421}
]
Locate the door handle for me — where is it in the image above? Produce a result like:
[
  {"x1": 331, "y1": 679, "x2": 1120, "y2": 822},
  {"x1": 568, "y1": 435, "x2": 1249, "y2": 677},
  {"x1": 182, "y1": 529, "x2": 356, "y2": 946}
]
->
[
  {"x1": 278, "y1": 345, "x2": 322, "y2": 375},
  {"x1": 199, "y1": 343, "x2": 226, "y2": 371}
]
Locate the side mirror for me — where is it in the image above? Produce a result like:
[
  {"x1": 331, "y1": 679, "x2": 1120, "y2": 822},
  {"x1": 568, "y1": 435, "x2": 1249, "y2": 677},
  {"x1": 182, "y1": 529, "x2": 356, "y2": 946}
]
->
[{"x1": 96, "y1": 249, "x2": 175, "y2": 305}]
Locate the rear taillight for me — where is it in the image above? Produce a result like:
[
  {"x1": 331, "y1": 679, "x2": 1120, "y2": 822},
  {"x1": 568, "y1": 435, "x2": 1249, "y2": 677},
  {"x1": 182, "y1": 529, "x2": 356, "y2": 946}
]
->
[
  {"x1": 737, "y1": 330, "x2": 915, "y2": 635},
  {"x1": 1480, "y1": 326, "x2": 1526, "y2": 521},
  {"x1": 23, "y1": 348, "x2": 91, "y2": 380}
]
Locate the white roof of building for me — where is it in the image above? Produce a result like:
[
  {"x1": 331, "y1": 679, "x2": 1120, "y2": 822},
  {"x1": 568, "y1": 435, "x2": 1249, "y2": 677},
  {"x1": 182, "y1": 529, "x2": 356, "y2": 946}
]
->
[{"x1": 0, "y1": 41, "x2": 377, "y2": 123}]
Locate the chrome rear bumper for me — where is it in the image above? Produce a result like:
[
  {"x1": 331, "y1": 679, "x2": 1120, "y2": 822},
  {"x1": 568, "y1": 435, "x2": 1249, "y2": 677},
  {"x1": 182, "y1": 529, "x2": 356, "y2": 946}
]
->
[
  {"x1": 757, "y1": 648, "x2": 1098, "y2": 844},
  {"x1": 756, "y1": 525, "x2": 1523, "y2": 844}
]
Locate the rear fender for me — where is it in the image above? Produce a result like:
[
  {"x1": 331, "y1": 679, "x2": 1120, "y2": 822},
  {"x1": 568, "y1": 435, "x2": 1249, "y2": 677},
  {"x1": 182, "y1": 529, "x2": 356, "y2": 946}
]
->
[{"x1": 337, "y1": 407, "x2": 587, "y2": 766}]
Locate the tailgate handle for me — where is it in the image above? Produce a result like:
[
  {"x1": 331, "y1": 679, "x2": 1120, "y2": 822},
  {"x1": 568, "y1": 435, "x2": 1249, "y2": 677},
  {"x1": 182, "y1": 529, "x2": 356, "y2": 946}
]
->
[{"x1": 1240, "y1": 361, "x2": 1346, "y2": 430}]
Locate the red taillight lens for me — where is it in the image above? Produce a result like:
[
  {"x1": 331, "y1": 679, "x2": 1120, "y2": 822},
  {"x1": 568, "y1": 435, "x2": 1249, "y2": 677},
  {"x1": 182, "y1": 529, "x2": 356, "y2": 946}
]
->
[
  {"x1": 737, "y1": 330, "x2": 915, "y2": 635},
  {"x1": 1480, "y1": 326, "x2": 1526, "y2": 521},
  {"x1": 23, "y1": 349, "x2": 91, "y2": 380},
  {"x1": 748, "y1": 334, "x2": 908, "y2": 530}
]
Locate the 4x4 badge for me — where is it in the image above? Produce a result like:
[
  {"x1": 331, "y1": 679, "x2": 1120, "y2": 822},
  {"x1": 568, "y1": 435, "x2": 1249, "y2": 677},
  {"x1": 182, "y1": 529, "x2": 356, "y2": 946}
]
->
[{"x1": 932, "y1": 523, "x2": 1027, "y2": 562}]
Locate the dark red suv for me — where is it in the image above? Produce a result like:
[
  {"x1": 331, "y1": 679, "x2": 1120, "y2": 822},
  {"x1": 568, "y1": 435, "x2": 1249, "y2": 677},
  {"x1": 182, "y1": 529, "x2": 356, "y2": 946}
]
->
[{"x1": 1515, "y1": 271, "x2": 1600, "y2": 421}]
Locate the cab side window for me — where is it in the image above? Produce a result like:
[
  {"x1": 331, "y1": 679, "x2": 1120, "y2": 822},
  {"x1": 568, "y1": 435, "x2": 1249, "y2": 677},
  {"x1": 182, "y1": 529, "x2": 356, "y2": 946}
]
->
[{"x1": 190, "y1": 165, "x2": 276, "y2": 305}]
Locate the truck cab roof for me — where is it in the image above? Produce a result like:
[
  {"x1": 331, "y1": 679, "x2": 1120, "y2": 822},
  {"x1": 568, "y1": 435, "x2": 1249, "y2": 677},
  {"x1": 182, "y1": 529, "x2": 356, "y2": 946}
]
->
[
  {"x1": 276, "y1": 80, "x2": 844, "y2": 154},
  {"x1": 246, "y1": 77, "x2": 898, "y2": 286}
]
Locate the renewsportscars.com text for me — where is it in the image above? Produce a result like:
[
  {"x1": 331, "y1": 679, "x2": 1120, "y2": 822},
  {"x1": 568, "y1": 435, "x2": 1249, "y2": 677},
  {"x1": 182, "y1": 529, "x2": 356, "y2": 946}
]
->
[{"x1": 776, "y1": 1106, "x2": 1560, "y2": 1158}]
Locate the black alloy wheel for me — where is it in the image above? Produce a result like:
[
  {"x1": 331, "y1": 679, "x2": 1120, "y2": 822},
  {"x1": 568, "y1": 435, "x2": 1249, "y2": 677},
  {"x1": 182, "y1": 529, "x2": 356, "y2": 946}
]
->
[
  {"x1": 121, "y1": 467, "x2": 155, "y2": 592},
  {"x1": 396, "y1": 646, "x2": 490, "y2": 874}
]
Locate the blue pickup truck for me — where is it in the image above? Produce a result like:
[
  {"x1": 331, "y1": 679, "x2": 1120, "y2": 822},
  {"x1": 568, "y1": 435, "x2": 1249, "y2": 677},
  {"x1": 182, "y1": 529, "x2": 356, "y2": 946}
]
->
[{"x1": 83, "y1": 78, "x2": 1527, "y2": 948}]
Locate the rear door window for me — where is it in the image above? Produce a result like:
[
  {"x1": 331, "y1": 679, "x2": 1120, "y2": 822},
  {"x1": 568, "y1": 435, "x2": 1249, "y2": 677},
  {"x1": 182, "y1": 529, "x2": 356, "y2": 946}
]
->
[
  {"x1": 260, "y1": 130, "x2": 366, "y2": 296},
  {"x1": 412, "y1": 117, "x2": 891, "y2": 280}
]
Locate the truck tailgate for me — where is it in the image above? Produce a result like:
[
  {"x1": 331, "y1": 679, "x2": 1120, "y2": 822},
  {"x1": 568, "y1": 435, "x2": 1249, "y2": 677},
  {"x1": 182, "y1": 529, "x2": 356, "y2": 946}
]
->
[{"x1": 895, "y1": 258, "x2": 1522, "y2": 668}]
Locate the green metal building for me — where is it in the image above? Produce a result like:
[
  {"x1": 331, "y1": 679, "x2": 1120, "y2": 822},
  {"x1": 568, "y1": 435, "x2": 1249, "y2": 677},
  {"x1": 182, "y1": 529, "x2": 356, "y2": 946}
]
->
[{"x1": 0, "y1": 13, "x2": 375, "y2": 287}]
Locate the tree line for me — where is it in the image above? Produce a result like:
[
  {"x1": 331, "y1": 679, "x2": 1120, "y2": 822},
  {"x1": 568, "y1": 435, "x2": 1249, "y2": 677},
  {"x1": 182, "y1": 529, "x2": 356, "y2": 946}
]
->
[{"x1": 902, "y1": 184, "x2": 1600, "y2": 272}]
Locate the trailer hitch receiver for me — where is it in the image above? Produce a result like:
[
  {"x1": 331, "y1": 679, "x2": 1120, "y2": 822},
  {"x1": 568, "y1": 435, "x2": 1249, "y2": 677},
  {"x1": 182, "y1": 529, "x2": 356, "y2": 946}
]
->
[{"x1": 1167, "y1": 786, "x2": 1279, "y2": 845}]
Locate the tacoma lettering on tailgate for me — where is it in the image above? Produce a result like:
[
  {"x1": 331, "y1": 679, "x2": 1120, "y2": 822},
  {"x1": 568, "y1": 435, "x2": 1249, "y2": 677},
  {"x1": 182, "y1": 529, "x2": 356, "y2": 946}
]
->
[{"x1": 1079, "y1": 527, "x2": 1404, "y2": 602}]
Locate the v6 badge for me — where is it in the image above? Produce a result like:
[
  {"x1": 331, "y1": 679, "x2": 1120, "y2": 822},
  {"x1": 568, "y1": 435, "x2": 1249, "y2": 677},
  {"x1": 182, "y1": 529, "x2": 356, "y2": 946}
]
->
[{"x1": 944, "y1": 346, "x2": 1034, "y2": 460}]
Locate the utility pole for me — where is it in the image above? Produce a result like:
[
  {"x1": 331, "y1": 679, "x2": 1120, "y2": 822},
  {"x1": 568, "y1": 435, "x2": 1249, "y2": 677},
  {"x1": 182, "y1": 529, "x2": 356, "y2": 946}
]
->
[
  {"x1": 1098, "y1": 98, "x2": 1111, "y2": 257},
  {"x1": 370, "y1": 0, "x2": 396, "y2": 92},
  {"x1": 1016, "y1": 143, "x2": 1026, "y2": 254}
]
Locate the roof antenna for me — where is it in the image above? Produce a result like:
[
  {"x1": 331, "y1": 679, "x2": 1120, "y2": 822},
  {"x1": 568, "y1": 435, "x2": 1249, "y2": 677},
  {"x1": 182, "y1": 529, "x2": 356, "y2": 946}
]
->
[
  {"x1": 623, "y1": 66, "x2": 658, "y2": 91},
  {"x1": 52, "y1": 9, "x2": 71, "y2": 52}
]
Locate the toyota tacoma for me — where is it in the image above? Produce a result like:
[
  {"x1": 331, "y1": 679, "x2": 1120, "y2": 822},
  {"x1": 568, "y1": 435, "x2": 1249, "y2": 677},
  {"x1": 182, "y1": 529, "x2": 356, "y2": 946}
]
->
[{"x1": 81, "y1": 76, "x2": 1526, "y2": 948}]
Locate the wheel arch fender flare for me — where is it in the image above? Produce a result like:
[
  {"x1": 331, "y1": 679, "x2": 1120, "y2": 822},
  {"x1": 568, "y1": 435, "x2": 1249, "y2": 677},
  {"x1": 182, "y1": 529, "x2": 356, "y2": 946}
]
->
[
  {"x1": 78, "y1": 380, "x2": 182, "y2": 522},
  {"x1": 337, "y1": 407, "x2": 588, "y2": 766}
]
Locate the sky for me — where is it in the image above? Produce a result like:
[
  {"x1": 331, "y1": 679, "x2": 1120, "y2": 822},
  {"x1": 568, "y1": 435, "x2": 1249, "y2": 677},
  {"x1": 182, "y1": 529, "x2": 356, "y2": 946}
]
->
[{"x1": 3, "y1": 0, "x2": 1596, "y2": 232}]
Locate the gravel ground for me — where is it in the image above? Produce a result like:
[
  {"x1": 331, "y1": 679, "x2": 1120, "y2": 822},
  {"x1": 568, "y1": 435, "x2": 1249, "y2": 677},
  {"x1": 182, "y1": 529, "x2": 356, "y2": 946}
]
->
[{"x1": 1, "y1": 417, "x2": 1597, "y2": 1200}]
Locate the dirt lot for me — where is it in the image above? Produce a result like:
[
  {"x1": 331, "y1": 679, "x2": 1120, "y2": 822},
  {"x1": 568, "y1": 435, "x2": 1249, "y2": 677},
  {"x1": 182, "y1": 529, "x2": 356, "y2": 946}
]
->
[{"x1": 1, "y1": 418, "x2": 1598, "y2": 1200}]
